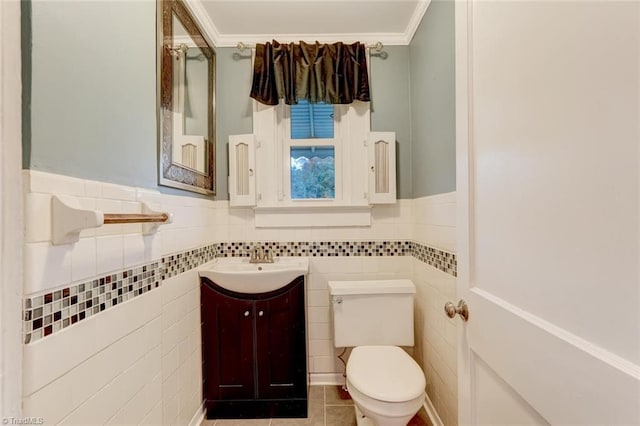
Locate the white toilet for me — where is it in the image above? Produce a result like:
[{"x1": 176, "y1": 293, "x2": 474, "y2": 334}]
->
[{"x1": 328, "y1": 279, "x2": 426, "y2": 426}]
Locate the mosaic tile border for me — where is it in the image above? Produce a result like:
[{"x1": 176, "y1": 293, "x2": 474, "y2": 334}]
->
[
  {"x1": 23, "y1": 240, "x2": 455, "y2": 344},
  {"x1": 23, "y1": 262, "x2": 162, "y2": 344},
  {"x1": 411, "y1": 242, "x2": 457, "y2": 277},
  {"x1": 216, "y1": 241, "x2": 413, "y2": 258}
]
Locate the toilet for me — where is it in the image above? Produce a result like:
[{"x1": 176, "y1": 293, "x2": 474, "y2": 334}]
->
[{"x1": 328, "y1": 280, "x2": 426, "y2": 426}]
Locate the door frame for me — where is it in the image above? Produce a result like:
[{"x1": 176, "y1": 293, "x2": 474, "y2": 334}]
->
[
  {"x1": 454, "y1": 0, "x2": 472, "y2": 423},
  {"x1": 0, "y1": 0, "x2": 24, "y2": 418}
]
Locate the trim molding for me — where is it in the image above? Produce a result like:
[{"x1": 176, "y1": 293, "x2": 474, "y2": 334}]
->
[
  {"x1": 188, "y1": 402, "x2": 205, "y2": 426},
  {"x1": 1, "y1": 0, "x2": 24, "y2": 417},
  {"x1": 182, "y1": 0, "x2": 220, "y2": 48},
  {"x1": 423, "y1": 392, "x2": 444, "y2": 426},
  {"x1": 309, "y1": 373, "x2": 345, "y2": 386},
  {"x1": 183, "y1": 0, "x2": 431, "y2": 47},
  {"x1": 405, "y1": 0, "x2": 431, "y2": 44}
]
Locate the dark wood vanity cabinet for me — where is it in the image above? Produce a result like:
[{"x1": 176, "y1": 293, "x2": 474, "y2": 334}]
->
[{"x1": 200, "y1": 275, "x2": 307, "y2": 419}]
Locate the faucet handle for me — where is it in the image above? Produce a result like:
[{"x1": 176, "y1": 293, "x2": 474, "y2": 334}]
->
[
  {"x1": 265, "y1": 248, "x2": 274, "y2": 262},
  {"x1": 249, "y1": 245, "x2": 259, "y2": 261}
]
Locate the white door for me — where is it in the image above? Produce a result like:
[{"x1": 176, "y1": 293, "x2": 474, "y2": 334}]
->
[{"x1": 455, "y1": 1, "x2": 640, "y2": 424}]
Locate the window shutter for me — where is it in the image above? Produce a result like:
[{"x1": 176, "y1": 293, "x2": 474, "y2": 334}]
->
[
  {"x1": 290, "y1": 100, "x2": 334, "y2": 139},
  {"x1": 368, "y1": 131, "x2": 396, "y2": 204},
  {"x1": 229, "y1": 134, "x2": 256, "y2": 206}
]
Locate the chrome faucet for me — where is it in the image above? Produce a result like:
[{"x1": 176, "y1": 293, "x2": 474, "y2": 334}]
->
[{"x1": 249, "y1": 245, "x2": 274, "y2": 263}]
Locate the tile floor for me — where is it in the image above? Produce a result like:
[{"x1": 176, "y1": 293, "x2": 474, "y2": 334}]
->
[{"x1": 202, "y1": 385, "x2": 432, "y2": 426}]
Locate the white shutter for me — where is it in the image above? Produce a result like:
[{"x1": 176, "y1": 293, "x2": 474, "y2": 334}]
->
[
  {"x1": 228, "y1": 134, "x2": 256, "y2": 206},
  {"x1": 367, "y1": 131, "x2": 396, "y2": 204}
]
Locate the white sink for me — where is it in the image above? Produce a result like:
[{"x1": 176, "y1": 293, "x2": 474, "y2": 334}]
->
[{"x1": 199, "y1": 257, "x2": 309, "y2": 293}]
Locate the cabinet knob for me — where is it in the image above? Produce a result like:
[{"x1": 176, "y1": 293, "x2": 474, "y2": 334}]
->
[
  {"x1": 258, "y1": 310, "x2": 264, "y2": 317},
  {"x1": 244, "y1": 311, "x2": 250, "y2": 317}
]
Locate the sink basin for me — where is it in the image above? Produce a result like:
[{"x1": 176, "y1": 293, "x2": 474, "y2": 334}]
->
[{"x1": 199, "y1": 257, "x2": 309, "y2": 294}]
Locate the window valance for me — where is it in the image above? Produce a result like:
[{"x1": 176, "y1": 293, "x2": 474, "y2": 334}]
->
[{"x1": 250, "y1": 40, "x2": 371, "y2": 106}]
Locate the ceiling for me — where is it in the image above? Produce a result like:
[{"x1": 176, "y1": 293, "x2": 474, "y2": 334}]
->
[{"x1": 185, "y1": 0, "x2": 430, "y2": 47}]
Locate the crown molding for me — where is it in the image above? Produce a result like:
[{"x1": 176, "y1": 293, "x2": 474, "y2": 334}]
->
[
  {"x1": 213, "y1": 33, "x2": 412, "y2": 48},
  {"x1": 183, "y1": 0, "x2": 431, "y2": 48},
  {"x1": 182, "y1": 0, "x2": 221, "y2": 47},
  {"x1": 406, "y1": 0, "x2": 431, "y2": 43}
]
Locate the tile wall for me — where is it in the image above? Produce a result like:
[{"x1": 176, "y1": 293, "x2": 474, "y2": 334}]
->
[
  {"x1": 411, "y1": 192, "x2": 458, "y2": 426},
  {"x1": 21, "y1": 170, "x2": 457, "y2": 425}
]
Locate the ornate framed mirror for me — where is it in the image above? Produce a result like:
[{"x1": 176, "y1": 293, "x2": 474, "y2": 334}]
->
[{"x1": 158, "y1": 0, "x2": 215, "y2": 194}]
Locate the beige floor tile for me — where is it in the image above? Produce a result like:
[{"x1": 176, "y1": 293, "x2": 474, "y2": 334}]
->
[
  {"x1": 203, "y1": 385, "x2": 434, "y2": 426},
  {"x1": 308, "y1": 385, "x2": 324, "y2": 402},
  {"x1": 326, "y1": 405, "x2": 356, "y2": 426},
  {"x1": 214, "y1": 420, "x2": 271, "y2": 425},
  {"x1": 325, "y1": 385, "x2": 353, "y2": 406}
]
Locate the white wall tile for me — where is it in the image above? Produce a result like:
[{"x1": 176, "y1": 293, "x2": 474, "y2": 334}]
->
[
  {"x1": 308, "y1": 323, "x2": 331, "y2": 340},
  {"x1": 123, "y1": 234, "x2": 145, "y2": 268},
  {"x1": 84, "y1": 180, "x2": 102, "y2": 198},
  {"x1": 71, "y1": 237, "x2": 97, "y2": 282},
  {"x1": 143, "y1": 234, "x2": 163, "y2": 263},
  {"x1": 23, "y1": 317, "x2": 161, "y2": 423},
  {"x1": 23, "y1": 242, "x2": 72, "y2": 295},
  {"x1": 140, "y1": 401, "x2": 163, "y2": 426},
  {"x1": 308, "y1": 306, "x2": 330, "y2": 324},
  {"x1": 96, "y1": 235, "x2": 124, "y2": 275},
  {"x1": 23, "y1": 171, "x2": 459, "y2": 426},
  {"x1": 27, "y1": 170, "x2": 86, "y2": 197},
  {"x1": 307, "y1": 289, "x2": 330, "y2": 307},
  {"x1": 58, "y1": 345, "x2": 161, "y2": 425},
  {"x1": 24, "y1": 193, "x2": 52, "y2": 243},
  {"x1": 106, "y1": 372, "x2": 162, "y2": 426},
  {"x1": 101, "y1": 182, "x2": 137, "y2": 201},
  {"x1": 309, "y1": 339, "x2": 333, "y2": 357}
]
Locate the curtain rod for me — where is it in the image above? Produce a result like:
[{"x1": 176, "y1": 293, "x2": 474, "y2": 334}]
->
[{"x1": 236, "y1": 41, "x2": 384, "y2": 53}]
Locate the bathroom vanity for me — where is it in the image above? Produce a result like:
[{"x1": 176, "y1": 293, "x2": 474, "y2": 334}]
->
[{"x1": 199, "y1": 258, "x2": 308, "y2": 419}]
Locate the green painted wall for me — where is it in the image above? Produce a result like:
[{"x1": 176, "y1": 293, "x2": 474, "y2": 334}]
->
[
  {"x1": 410, "y1": 0, "x2": 456, "y2": 197},
  {"x1": 22, "y1": 0, "x2": 453, "y2": 201},
  {"x1": 370, "y1": 46, "x2": 412, "y2": 199},
  {"x1": 25, "y1": 1, "x2": 158, "y2": 189}
]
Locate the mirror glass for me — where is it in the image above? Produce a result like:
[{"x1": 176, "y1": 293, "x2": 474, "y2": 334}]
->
[{"x1": 159, "y1": 0, "x2": 215, "y2": 194}]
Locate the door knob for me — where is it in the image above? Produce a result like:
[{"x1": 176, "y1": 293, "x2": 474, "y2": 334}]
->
[
  {"x1": 444, "y1": 300, "x2": 469, "y2": 322},
  {"x1": 244, "y1": 311, "x2": 250, "y2": 317},
  {"x1": 258, "y1": 310, "x2": 264, "y2": 317}
]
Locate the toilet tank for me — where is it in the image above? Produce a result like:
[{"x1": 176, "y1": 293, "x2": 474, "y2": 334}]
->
[{"x1": 328, "y1": 279, "x2": 416, "y2": 348}]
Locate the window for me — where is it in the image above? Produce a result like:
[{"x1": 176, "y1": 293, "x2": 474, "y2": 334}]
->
[
  {"x1": 229, "y1": 99, "x2": 396, "y2": 226},
  {"x1": 290, "y1": 146, "x2": 335, "y2": 199},
  {"x1": 283, "y1": 100, "x2": 343, "y2": 202}
]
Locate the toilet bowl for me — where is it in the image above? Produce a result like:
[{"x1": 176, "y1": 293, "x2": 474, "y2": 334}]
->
[
  {"x1": 346, "y1": 346, "x2": 425, "y2": 426},
  {"x1": 327, "y1": 280, "x2": 425, "y2": 426}
]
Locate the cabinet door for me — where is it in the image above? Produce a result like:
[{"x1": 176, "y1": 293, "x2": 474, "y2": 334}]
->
[
  {"x1": 201, "y1": 282, "x2": 255, "y2": 400},
  {"x1": 255, "y1": 276, "x2": 307, "y2": 399}
]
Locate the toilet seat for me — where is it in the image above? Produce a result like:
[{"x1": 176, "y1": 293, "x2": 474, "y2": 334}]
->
[{"x1": 347, "y1": 345, "x2": 425, "y2": 403}]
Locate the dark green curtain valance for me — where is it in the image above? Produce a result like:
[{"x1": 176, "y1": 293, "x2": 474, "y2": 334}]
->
[{"x1": 250, "y1": 40, "x2": 371, "y2": 106}]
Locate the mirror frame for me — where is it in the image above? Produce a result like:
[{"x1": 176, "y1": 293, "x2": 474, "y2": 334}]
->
[{"x1": 158, "y1": 0, "x2": 216, "y2": 195}]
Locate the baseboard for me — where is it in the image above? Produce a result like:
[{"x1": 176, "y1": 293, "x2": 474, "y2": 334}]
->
[
  {"x1": 311, "y1": 375, "x2": 444, "y2": 425},
  {"x1": 188, "y1": 401, "x2": 205, "y2": 426},
  {"x1": 423, "y1": 392, "x2": 444, "y2": 426},
  {"x1": 309, "y1": 373, "x2": 345, "y2": 386}
]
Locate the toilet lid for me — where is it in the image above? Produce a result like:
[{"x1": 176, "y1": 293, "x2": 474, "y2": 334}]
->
[{"x1": 347, "y1": 346, "x2": 426, "y2": 402}]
